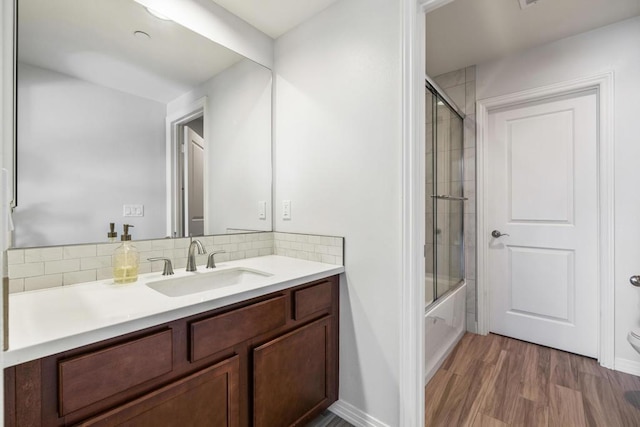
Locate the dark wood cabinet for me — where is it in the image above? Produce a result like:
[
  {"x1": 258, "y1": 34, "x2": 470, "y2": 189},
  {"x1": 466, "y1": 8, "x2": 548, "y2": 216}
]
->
[
  {"x1": 254, "y1": 317, "x2": 336, "y2": 427},
  {"x1": 5, "y1": 275, "x2": 339, "y2": 427},
  {"x1": 79, "y1": 355, "x2": 240, "y2": 427}
]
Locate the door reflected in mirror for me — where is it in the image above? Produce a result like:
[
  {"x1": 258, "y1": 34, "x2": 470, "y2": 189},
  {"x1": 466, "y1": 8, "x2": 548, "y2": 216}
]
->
[{"x1": 13, "y1": 0, "x2": 272, "y2": 248}]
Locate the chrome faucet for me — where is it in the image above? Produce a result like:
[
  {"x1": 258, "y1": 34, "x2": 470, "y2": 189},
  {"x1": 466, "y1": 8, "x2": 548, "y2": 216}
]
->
[{"x1": 186, "y1": 238, "x2": 206, "y2": 272}]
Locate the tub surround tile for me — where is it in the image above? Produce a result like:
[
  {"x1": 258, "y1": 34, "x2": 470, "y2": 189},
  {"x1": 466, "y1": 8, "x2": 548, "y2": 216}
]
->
[
  {"x1": 465, "y1": 65, "x2": 476, "y2": 82},
  {"x1": 434, "y1": 68, "x2": 466, "y2": 89}
]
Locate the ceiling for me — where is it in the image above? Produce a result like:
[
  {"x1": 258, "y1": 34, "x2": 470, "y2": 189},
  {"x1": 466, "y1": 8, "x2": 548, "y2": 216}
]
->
[
  {"x1": 209, "y1": 0, "x2": 342, "y2": 38},
  {"x1": 426, "y1": 0, "x2": 640, "y2": 77}
]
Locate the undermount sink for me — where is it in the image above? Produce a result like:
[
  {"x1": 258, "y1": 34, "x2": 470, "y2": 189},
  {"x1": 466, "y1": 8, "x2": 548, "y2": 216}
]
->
[{"x1": 146, "y1": 267, "x2": 273, "y2": 297}]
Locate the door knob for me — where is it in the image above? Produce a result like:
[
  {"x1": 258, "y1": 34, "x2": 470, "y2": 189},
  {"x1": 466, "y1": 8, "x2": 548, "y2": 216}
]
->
[
  {"x1": 630, "y1": 276, "x2": 640, "y2": 287},
  {"x1": 491, "y1": 230, "x2": 509, "y2": 238}
]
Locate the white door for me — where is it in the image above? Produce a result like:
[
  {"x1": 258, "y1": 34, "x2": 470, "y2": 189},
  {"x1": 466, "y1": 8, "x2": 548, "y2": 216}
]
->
[
  {"x1": 183, "y1": 127, "x2": 205, "y2": 236},
  {"x1": 487, "y1": 90, "x2": 598, "y2": 357}
]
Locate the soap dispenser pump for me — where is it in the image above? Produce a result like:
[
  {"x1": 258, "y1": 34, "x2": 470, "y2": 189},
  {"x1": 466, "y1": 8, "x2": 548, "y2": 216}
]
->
[
  {"x1": 113, "y1": 224, "x2": 139, "y2": 284},
  {"x1": 107, "y1": 222, "x2": 117, "y2": 242}
]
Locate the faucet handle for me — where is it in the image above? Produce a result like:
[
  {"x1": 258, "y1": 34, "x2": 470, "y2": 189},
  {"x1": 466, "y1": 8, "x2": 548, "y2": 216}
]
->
[
  {"x1": 147, "y1": 257, "x2": 174, "y2": 276},
  {"x1": 206, "y1": 250, "x2": 226, "y2": 269}
]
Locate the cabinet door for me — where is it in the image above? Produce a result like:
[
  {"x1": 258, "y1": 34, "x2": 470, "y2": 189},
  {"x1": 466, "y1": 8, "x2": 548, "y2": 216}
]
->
[
  {"x1": 80, "y1": 355, "x2": 239, "y2": 427},
  {"x1": 253, "y1": 317, "x2": 335, "y2": 427}
]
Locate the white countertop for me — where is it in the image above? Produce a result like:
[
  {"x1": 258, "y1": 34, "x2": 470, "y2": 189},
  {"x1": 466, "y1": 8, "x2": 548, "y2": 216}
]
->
[{"x1": 5, "y1": 255, "x2": 344, "y2": 368}]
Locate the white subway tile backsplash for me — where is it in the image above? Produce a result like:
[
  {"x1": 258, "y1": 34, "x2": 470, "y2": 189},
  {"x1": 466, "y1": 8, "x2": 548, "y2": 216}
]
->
[
  {"x1": 7, "y1": 232, "x2": 342, "y2": 293},
  {"x1": 7, "y1": 250, "x2": 24, "y2": 265},
  {"x1": 45, "y1": 259, "x2": 80, "y2": 275},
  {"x1": 151, "y1": 240, "x2": 174, "y2": 251},
  {"x1": 25, "y1": 247, "x2": 63, "y2": 263},
  {"x1": 80, "y1": 256, "x2": 112, "y2": 270},
  {"x1": 9, "y1": 279, "x2": 24, "y2": 293},
  {"x1": 273, "y1": 233, "x2": 344, "y2": 266},
  {"x1": 213, "y1": 235, "x2": 231, "y2": 245},
  {"x1": 25, "y1": 274, "x2": 62, "y2": 291},
  {"x1": 97, "y1": 243, "x2": 120, "y2": 256},
  {"x1": 64, "y1": 270, "x2": 97, "y2": 286},
  {"x1": 10, "y1": 262, "x2": 45, "y2": 279},
  {"x1": 63, "y1": 245, "x2": 97, "y2": 259}
]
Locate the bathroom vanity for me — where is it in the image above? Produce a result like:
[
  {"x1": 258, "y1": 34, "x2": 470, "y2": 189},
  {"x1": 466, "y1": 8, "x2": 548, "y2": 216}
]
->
[{"x1": 4, "y1": 256, "x2": 342, "y2": 426}]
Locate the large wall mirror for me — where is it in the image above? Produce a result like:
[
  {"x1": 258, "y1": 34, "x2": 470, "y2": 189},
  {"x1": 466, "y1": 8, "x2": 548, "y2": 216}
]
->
[{"x1": 12, "y1": 0, "x2": 273, "y2": 248}]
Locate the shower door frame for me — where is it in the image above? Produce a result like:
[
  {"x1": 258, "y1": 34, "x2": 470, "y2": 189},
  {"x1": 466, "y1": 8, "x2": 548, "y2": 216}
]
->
[{"x1": 425, "y1": 77, "x2": 466, "y2": 308}]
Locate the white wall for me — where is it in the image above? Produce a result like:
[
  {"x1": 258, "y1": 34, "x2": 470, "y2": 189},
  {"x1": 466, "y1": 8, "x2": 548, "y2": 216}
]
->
[
  {"x1": 167, "y1": 59, "x2": 272, "y2": 235},
  {"x1": 274, "y1": 0, "x2": 402, "y2": 424},
  {"x1": 477, "y1": 17, "x2": 640, "y2": 368},
  {"x1": 15, "y1": 63, "x2": 166, "y2": 247}
]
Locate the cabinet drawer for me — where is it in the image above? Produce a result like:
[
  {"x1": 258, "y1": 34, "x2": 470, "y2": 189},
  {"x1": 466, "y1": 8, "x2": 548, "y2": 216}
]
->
[
  {"x1": 190, "y1": 296, "x2": 287, "y2": 362},
  {"x1": 58, "y1": 329, "x2": 173, "y2": 416},
  {"x1": 79, "y1": 355, "x2": 240, "y2": 427},
  {"x1": 293, "y1": 280, "x2": 333, "y2": 320}
]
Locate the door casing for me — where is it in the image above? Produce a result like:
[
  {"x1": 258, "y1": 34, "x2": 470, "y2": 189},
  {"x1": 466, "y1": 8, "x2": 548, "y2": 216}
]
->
[{"x1": 476, "y1": 72, "x2": 615, "y2": 368}]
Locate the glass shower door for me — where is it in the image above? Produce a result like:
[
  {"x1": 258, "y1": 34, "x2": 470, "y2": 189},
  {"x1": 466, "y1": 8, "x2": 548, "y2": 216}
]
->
[{"x1": 426, "y1": 82, "x2": 465, "y2": 306}]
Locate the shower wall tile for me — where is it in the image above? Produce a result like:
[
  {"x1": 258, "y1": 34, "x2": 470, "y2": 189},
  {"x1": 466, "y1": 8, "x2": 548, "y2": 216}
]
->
[
  {"x1": 465, "y1": 248, "x2": 477, "y2": 280},
  {"x1": 464, "y1": 181, "x2": 476, "y2": 214},
  {"x1": 465, "y1": 65, "x2": 476, "y2": 82},
  {"x1": 446, "y1": 84, "x2": 466, "y2": 112},
  {"x1": 465, "y1": 81, "x2": 476, "y2": 115},
  {"x1": 464, "y1": 114, "x2": 476, "y2": 148},
  {"x1": 464, "y1": 147, "x2": 476, "y2": 182},
  {"x1": 434, "y1": 69, "x2": 466, "y2": 89}
]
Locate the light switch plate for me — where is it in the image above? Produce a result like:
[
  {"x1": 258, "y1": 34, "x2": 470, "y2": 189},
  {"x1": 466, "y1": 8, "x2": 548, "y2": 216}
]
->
[
  {"x1": 282, "y1": 200, "x2": 291, "y2": 220},
  {"x1": 123, "y1": 204, "x2": 144, "y2": 217},
  {"x1": 258, "y1": 201, "x2": 267, "y2": 220}
]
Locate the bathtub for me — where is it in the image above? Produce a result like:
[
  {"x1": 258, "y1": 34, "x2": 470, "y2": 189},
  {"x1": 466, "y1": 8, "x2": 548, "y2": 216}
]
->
[{"x1": 424, "y1": 280, "x2": 466, "y2": 384}]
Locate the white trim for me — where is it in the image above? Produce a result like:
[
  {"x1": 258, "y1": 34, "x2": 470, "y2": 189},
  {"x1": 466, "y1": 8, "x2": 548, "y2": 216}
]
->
[
  {"x1": 400, "y1": 0, "x2": 424, "y2": 425},
  {"x1": 419, "y1": 0, "x2": 455, "y2": 14},
  {"x1": 614, "y1": 358, "x2": 640, "y2": 377},
  {"x1": 476, "y1": 72, "x2": 615, "y2": 368},
  {"x1": 329, "y1": 400, "x2": 390, "y2": 427},
  {"x1": 165, "y1": 96, "x2": 207, "y2": 238}
]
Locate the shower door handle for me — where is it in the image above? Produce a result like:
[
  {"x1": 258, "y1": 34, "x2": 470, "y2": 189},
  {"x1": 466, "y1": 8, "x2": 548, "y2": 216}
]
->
[{"x1": 491, "y1": 230, "x2": 509, "y2": 238}]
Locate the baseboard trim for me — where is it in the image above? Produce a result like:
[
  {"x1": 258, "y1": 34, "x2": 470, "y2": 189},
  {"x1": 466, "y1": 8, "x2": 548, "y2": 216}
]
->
[
  {"x1": 614, "y1": 357, "x2": 640, "y2": 376},
  {"x1": 329, "y1": 399, "x2": 390, "y2": 427}
]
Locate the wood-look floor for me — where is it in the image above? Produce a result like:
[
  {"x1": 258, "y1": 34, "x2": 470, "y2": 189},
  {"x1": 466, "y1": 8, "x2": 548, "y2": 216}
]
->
[{"x1": 426, "y1": 333, "x2": 640, "y2": 427}]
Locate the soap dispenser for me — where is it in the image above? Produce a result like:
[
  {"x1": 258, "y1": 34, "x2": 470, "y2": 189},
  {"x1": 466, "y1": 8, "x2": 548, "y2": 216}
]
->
[
  {"x1": 113, "y1": 224, "x2": 139, "y2": 284},
  {"x1": 107, "y1": 222, "x2": 117, "y2": 242}
]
